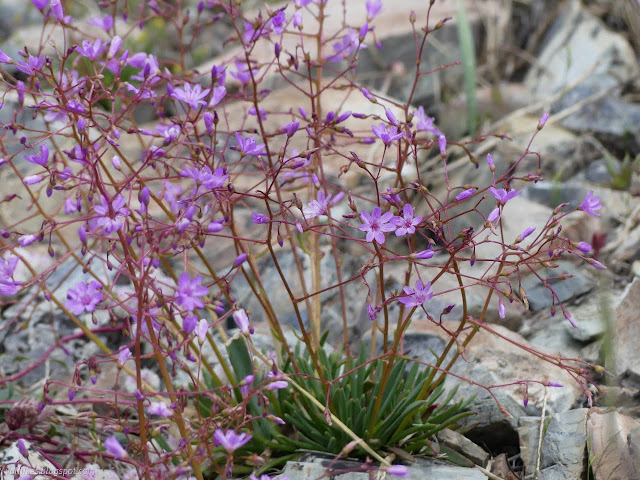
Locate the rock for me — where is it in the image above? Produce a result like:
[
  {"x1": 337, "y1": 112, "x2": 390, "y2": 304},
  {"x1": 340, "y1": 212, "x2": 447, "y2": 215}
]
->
[
  {"x1": 563, "y1": 290, "x2": 619, "y2": 343},
  {"x1": 524, "y1": 0, "x2": 638, "y2": 102},
  {"x1": 584, "y1": 160, "x2": 614, "y2": 185},
  {"x1": 518, "y1": 408, "x2": 588, "y2": 480},
  {"x1": 557, "y1": 86, "x2": 640, "y2": 156},
  {"x1": 610, "y1": 223, "x2": 640, "y2": 264},
  {"x1": 0, "y1": 439, "x2": 57, "y2": 480},
  {"x1": 633, "y1": 260, "x2": 640, "y2": 278},
  {"x1": 523, "y1": 181, "x2": 589, "y2": 211},
  {"x1": 405, "y1": 320, "x2": 584, "y2": 421},
  {"x1": 523, "y1": 314, "x2": 583, "y2": 361},
  {"x1": 587, "y1": 409, "x2": 640, "y2": 480},
  {"x1": 436, "y1": 428, "x2": 490, "y2": 467},
  {"x1": 612, "y1": 277, "x2": 640, "y2": 386},
  {"x1": 228, "y1": 246, "x2": 378, "y2": 347},
  {"x1": 520, "y1": 261, "x2": 596, "y2": 313},
  {"x1": 274, "y1": 453, "x2": 488, "y2": 480}
]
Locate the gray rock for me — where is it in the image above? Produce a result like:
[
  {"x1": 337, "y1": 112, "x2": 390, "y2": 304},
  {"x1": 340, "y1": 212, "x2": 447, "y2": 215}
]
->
[
  {"x1": 557, "y1": 84, "x2": 640, "y2": 156},
  {"x1": 525, "y1": 315, "x2": 583, "y2": 361},
  {"x1": 563, "y1": 291, "x2": 618, "y2": 343},
  {"x1": 587, "y1": 410, "x2": 640, "y2": 480},
  {"x1": 523, "y1": 181, "x2": 589, "y2": 211},
  {"x1": 275, "y1": 453, "x2": 488, "y2": 480},
  {"x1": 436, "y1": 428, "x2": 490, "y2": 467},
  {"x1": 584, "y1": 160, "x2": 614, "y2": 185},
  {"x1": 524, "y1": 0, "x2": 638, "y2": 102},
  {"x1": 613, "y1": 278, "x2": 640, "y2": 386},
  {"x1": 629, "y1": 427, "x2": 640, "y2": 473},
  {"x1": 518, "y1": 408, "x2": 588, "y2": 480},
  {"x1": 520, "y1": 261, "x2": 596, "y2": 312}
]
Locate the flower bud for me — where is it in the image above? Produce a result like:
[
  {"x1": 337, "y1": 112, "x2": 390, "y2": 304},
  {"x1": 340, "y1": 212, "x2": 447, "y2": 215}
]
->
[
  {"x1": 486, "y1": 153, "x2": 495, "y2": 172},
  {"x1": 537, "y1": 112, "x2": 550, "y2": 130},
  {"x1": 515, "y1": 226, "x2": 535, "y2": 243}
]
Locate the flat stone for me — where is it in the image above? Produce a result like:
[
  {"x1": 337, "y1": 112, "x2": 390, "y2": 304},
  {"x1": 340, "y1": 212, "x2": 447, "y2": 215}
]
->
[
  {"x1": 520, "y1": 261, "x2": 595, "y2": 312},
  {"x1": 587, "y1": 409, "x2": 640, "y2": 480},
  {"x1": 405, "y1": 321, "x2": 584, "y2": 417},
  {"x1": 436, "y1": 428, "x2": 490, "y2": 467},
  {"x1": 613, "y1": 278, "x2": 640, "y2": 386},
  {"x1": 564, "y1": 291, "x2": 619, "y2": 343},
  {"x1": 558, "y1": 86, "x2": 640, "y2": 155},
  {"x1": 275, "y1": 453, "x2": 488, "y2": 480},
  {"x1": 518, "y1": 408, "x2": 588, "y2": 479},
  {"x1": 524, "y1": 0, "x2": 638, "y2": 102}
]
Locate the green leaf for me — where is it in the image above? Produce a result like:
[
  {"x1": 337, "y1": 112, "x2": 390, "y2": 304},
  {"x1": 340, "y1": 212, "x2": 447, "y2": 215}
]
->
[{"x1": 226, "y1": 333, "x2": 253, "y2": 385}]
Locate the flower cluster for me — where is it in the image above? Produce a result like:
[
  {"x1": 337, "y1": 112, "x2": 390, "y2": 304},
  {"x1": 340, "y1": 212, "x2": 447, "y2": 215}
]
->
[{"x1": 0, "y1": 0, "x2": 607, "y2": 479}]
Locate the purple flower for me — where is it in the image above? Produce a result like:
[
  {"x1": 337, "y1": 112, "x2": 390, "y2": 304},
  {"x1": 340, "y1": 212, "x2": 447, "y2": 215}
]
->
[
  {"x1": 486, "y1": 153, "x2": 495, "y2": 171},
  {"x1": 587, "y1": 258, "x2": 607, "y2": 270},
  {"x1": 171, "y1": 83, "x2": 210, "y2": 110},
  {"x1": 66, "y1": 280, "x2": 103, "y2": 315},
  {"x1": 0, "y1": 256, "x2": 20, "y2": 296},
  {"x1": 117, "y1": 348, "x2": 131, "y2": 367},
  {"x1": 358, "y1": 207, "x2": 395, "y2": 244},
  {"x1": 32, "y1": 0, "x2": 49, "y2": 11},
  {"x1": 182, "y1": 315, "x2": 198, "y2": 334},
  {"x1": 386, "y1": 465, "x2": 410, "y2": 478},
  {"x1": 538, "y1": 112, "x2": 550, "y2": 128},
  {"x1": 0, "y1": 49, "x2": 12, "y2": 63},
  {"x1": 252, "y1": 212, "x2": 270, "y2": 224},
  {"x1": 281, "y1": 120, "x2": 299, "y2": 137},
  {"x1": 233, "y1": 309, "x2": 253, "y2": 335},
  {"x1": 516, "y1": 226, "x2": 536, "y2": 243},
  {"x1": 398, "y1": 280, "x2": 433, "y2": 307},
  {"x1": 234, "y1": 253, "x2": 248, "y2": 266},
  {"x1": 391, "y1": 204, "x2": 422, "y2": 236},
  {"x1": 371, "y1": 123, "x2": 403, "y2": 145},
  {"x1": 487, "y1": 208, "x2": 500, "y2": 223},
  {"x1": 25, "y1": 144, "x2": 49, "y2": 167},
  {"x1": 104, "y1": 436, "x2": 127, "y2": 459},
  {"x1": 18, "y1": 234, "x2": 37, "y2": 246},
  {"x1": 266, "y1": 371, "x2": 288, "y2": 390},
  {"x1": 489, "y1": 187, "x2": 522, "y2": 206},
  {"x1": 579, "y1": 190, "x2": 602, "y2": 216},
  {"x1": 155, "y1": 124, "x2": 180, "y2": 144},
  {"x1": 93, "y1": 194, "x2": 130, "y2": 235},
  {"x1": 498, "y1": 299, "x2": 506, "y2": 319},
  {"x1": 234, "y1": 133, "x2": 267, "y2": 157},
  {"x1": 438, "y1": 135, "x2": 447, "y2": 156},
  {"x1": 209, "y1": 85, "x2": 226, "y2": 107},
  {"x1": 75, "y1": 39, "x2": 105, "y2": 60},
  {"x1": 87, "y1": 16, "x2": 114, "y2": 31},
  {"x1": 213, "y1": 429, "x2": 252, "y2": 453},
  {"x1": 270, "y1": 10, "x2": 286, "y2": 35},
  {"x1": 303, "y1": 191, "x2": 332, "y2": 218},
  {"x1": 230, "y1": 61, "x2": 257, "y2": 84},
  {"x1": 180, "y1": 165, "x2": 228, "y2": 190},
  {"x1": 148, "y1": 401, "x2": 173, "y2": 417},
  {"x1": 412, "y1": 249, "x2": 434, "y2": 260},
  {"x1": 576, "y1": 242, "x2": 591, "y2": 254},
  {"x1": 196, "y1": 318, "x2": 208, "y2": 344},
  {"x1": 175, "y1": 273, "x2": 208, "y2": 311},
  {"x1": 454, "y1": 188, "x2": 474, "y2": 202},
  {"x1": 326, "y1": 29, "x2": 365, "y2": 62},
  {"x1": 366, "y1": 0, "x2": 383, "y2": 19},
  {"x1": 51, "y1": 0, "x2": 66, "y2": 22},
  {"x1": 414, "y1": 106, "x2": 443, "y2": 136},
  {"x1": 16, "y1": 54, "x2": 45, "y2": 76}
]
